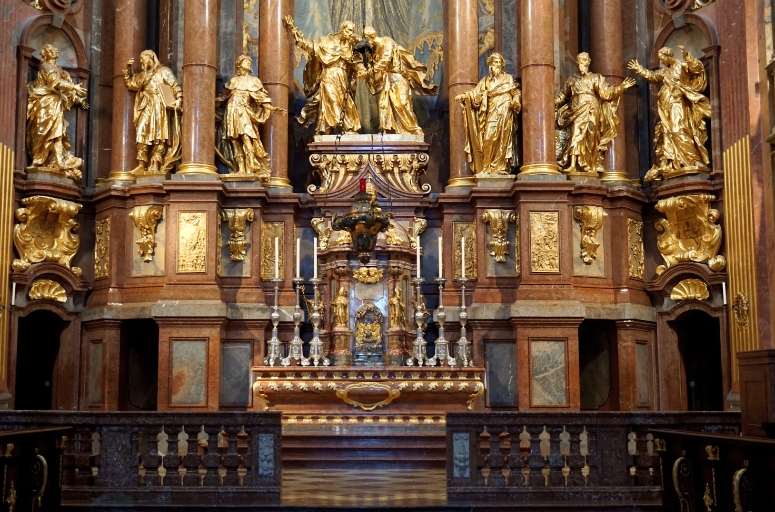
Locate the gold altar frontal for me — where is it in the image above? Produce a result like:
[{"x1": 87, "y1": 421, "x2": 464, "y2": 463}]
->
[{"x1": 252, "y1": 366, "x2": 485, "y2": 414}]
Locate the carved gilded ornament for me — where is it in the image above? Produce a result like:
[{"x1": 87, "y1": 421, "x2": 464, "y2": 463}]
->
[
  {"x1": 515, "y1": 213, "x2": 521, "y2": 277},
  {"x1": 260, "y1": 222, "x2": 284, "y2": 280},
  {"x1": 572, "y1": 206, "x2": 607, "y2": 264},
  {"x1": 220, "y1": 208, "x2": 254, "y2": 262},
  {"x1": 732, "y1": 292, "x2": 750, "y2": 329},
  {"x1": 670, "y1": 279, "x2": 709, "y2": 301},
  {"x1": 94, "y1": 218, "x2": 110, "y2": 280},
  {"x1": 355, "y1": 304, "x2": 384, "y2": 356},
  {"x1": 385, "y1": 220, "x2": 409, "y2": 247},
  {"x1": 308, "y1": 153, "x2": 430, "y2": 195},
  {"x1": 336, "y1": 382, "x2": 401, "y2": 412},
  {"x1": 311, "y1": 217, "x2": 332, "y2": 250},
  {"x1": 409, "y1": 217, "x2": 427, "y2": 250},
  {"x1": 654, "y1": 194, "x2": 726, "y2": 275},
  {"x1": 530, "y1": 212, "x2": 560, "y2": 273},
  {"x1": 331, "y1": 286, "x2": 349, "y2": 329},
  {"x1": 482, "y1": 209, "x2": 516, "y2": 263},
  {"x1": 130, "y1": 205, "x2": 163, "y2": 263},
  {"x1": 352, "y1": 267, "x2": 383, "y2": 284},
  {"x1": 453, "y1": 222, "x2": 477, "y2": 279},
  {"x1": 177, "y1": 212, "x2": 207, "y2": 273},
  {"x1": 388, "y1": 284, "x2": 407, "y2": 329},
  {"x1": 627, "y1": 218, "x2": 645, "y2": 280},
  {"x1": 12, "y1": 195, "x2": 82, "y2": 276},
  {"x1": 27, "y1": 280, "x2": 66, "y2": 303}
]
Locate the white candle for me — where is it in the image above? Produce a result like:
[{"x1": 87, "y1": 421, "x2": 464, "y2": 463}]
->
[
  {"x1": 296, "y1": 238, "x2": 300, "y2": 279},
  {"x1": 313, "y1": 237, "x2": 318, "y2": 279},
  {"x1": 416, "y1": 237, "x2": 421, "y2": 277},
  {"x1": 274, "y1": 237, "x2": 279, "y2": 279},
  {"x1": 438, "y1": 236, "x2": 443, "y2": 279},
  {"x1": 722, "y1": 282, "x2": 727, "y2": 305},
  {"x1": 11, "y1": 283, "x2": 15, "y2": 306},
  {"x1": 461, "y1": 237, "x2": 466, "y2": 279}
]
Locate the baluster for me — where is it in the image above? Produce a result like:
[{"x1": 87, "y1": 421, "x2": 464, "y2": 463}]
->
[
  {"x1": 60, "y1": 434, "x2": 76, "y2": 486},
  {"x1": 142, "y1": 428, "x2": 162, "y2": 486},
  {"x1": 73, "y1": 428, "x2": 95, "y2": 486},
  {"x1": 486, "y1": 427, "x2": 505, "y2": 487},
  {"x1": 527, "y1": 425, "x2": 545, "y2": 487},
  {"x1": 236, "y1": 427, "x2": 249, "y2": 486},
  {"x1": 547, "y1": 426, "x2": 565, "y2": 486},
  {"x1": 566, "y1": 426, "x2": 586, "y2": 486},
  {"x1": 163, "y1": 426, "x2": 181, "y2": 486},
  {"x1": 182, "y1": 425, "x2": 201, "y2": 486},
  {"x1": 559, "y1": 427, "x2": 571, "y2": 485},
  {"x1": 475, "y1": 426, "x2": 488, "y2": 487},
  {"x1": 222, "y1": 426, "x2": 241, "y2": 486},
  {"x1": 201, "y1": 426, "x2": 221, "y2": 486},
  {"x1": 505, "y1": 426, "x2": 524, "y2": 487}
]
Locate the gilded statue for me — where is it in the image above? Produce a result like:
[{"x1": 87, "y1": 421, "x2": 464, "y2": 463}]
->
[
  {"x1": 456, "y1": 53, "x2": 522, "y2": 175},
  {"x1": 332, "y1": 286, "x2": 349, "y2": 328},
  {"x1": 123, "y1": 50, "x2": 183, "y2": 175},
  {"x1": 628, "y1": 46, "x2": 711, "y2": 182},
  {"x1": 284, "y1": 16, "x2": 365, "y2": 135},
  {"x1": 388, "y1": 284, "x2": 406, "y2": 329},
  {"x1": 216, "y1": 55, "x2": 287, "y2": 182},
  {"x1": 361, "y1": 26, "x2": 438, "y2": 135},
  {"x1": 555, "y1": 53, "x2": 635, "y2": 175},
  {"x1": 26, "y1": 44, "x2": 89, "y2": 180}
]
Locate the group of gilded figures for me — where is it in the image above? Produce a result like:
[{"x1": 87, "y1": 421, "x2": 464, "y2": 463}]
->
[{"x1": 26, "y1": 15, "x2": 712, "y2": 184}]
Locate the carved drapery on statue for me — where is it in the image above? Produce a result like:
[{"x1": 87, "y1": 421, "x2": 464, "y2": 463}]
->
[
  {"x1": 12, "y1": 195, "x2": 82, "y2": 275},
  {"x1": 654, "y1": 194, "x2": 726, "y2": 275}
]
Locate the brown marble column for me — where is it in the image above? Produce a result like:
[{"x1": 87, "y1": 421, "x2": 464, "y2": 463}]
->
[
  {"x1": 177, "y1": 0, "x2": 219, "y2": 176},
  {"x1": 518, "y1": 0, "x2": 561, "y2": 177},
  {"x1": 260, "y1": 0, "x2": 294, "y2": 189},
  {"x1": 444, "y1": 0, "x2": 479, "y2": 190},
  {"x1": 107, "y1": 0, "x2": 147, "y2": 183},
  {"x1": 591, "y1": 0, "x2": 629, "y2": 182}
]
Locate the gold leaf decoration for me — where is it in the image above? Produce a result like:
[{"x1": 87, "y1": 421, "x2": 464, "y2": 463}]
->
[
  {"x1": 482, "y1": 209, "x2": 516, "y2": 263},
  {"x1": 261, "y1": 221, "x2": 284, "y2": 280},
  {"x1": 28, "y1": 280, "x2": 67, "y2": 303},
  {"x1": 352, "y1": 267, "x2": 383, "y2": 284},
  {"x1": 670, "y1": 279, "x2": 709, "y2": 301},
  {"x1": 572, "y1": 206, "x2": 606, "y2": 264},
  {"x1": 94, "y1": 218, "x2": 110, "y2": 279},
  {"x1": 530, "y1": 212, "x2": 560, "y2": 273},
  {"x1": 628, "y1": 218, "x2": 645, "y2": 280},
  {"x1": 130, "y1": 205, "x2": 163, "y2": 262},
  {"x1": 177, "y1": 212, "x2": 207, "y2": 273},
  {"x1": 453, "y1": 222, "x2": 477, "y2": 279}
]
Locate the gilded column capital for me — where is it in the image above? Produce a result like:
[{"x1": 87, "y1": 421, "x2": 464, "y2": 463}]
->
[
  {"x1": 130, "y1": 205, "x2": 164, "y2": 262},
  {"x1": 220, "y1": 208, "x2": 254, "y2": 262},
  {"x1": 482, "y1": 209, "x2": 516, "y2": 263}
]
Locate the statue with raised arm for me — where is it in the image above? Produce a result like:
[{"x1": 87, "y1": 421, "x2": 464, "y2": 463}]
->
[
  {"x1": 628, "y1": 46, "x2": 711, "y2": 182},
  {"x1": 26, "y1": 44, "x2": 89, "y2": 180},
  {"x1": 123, "y1": 50, "x2": 182, "y2": 175},
  {"x1": 361, "y1": 26, "x2": 438, "y2": 136},
  {"x1": 555, "y1": 53, "x2": 635, "y2": 176},
  {"x1": 283, "y1": 16, "x2": 364, "y2": 135},
  {"x1": 455, "y1": 53, "x2": 522, "y2": 175},
  {"x1": 215, "y1": 55, "x2": 287, "y2": 183}
]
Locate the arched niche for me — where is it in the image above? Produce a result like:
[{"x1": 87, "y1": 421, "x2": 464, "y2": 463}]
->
[
  {"x1": 647, "y1": 13, "x2": 722, "y2": 175},
  {"x1": 14, "y1": 14, "x2": 90, "y2": 183}
]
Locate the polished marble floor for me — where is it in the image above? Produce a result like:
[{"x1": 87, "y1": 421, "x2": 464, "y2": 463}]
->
[{"x1": 282, "y1": 468, "x2": 447, "y2": 507}]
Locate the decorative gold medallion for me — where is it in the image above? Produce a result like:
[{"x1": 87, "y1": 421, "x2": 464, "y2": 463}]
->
[
  {"x1": 261, "y1": 221, "x2": 284, "y2": 280},
  {"x1": 94, "y1": 218, "x2": 110, "y2": 279},
  {"x1": 627, "y1": 218, "x2": 645, "y2": 280},
  {"x1": 177, "y1": 212, "x2": 207, "y2": 273},
  {"x1": 352, "y1": 267, "x2": 383, "y2": 284},
  {"x1": 28, "y1": 280, "x2": 67, "y2": 303},
  {"x1": 572, "y1": 206, "x2": 606, "y2": 264},
  {"x1": 221, "y1": 208, "x2": 254, "y2": 262},
  {"x1": 130, "y1": 205, "x2": 163, "y2": 262},
  {"x1": 670, "y1": 279, "x2": 709, "y2": 301},
  {"x1": 482, "y1": 209, "x2": 516, "y2": 263},
  {"x1": 453, "y1": 222, "x2": 477, "y2": 279},
  {"x1": 530, "y1": 212, "x2": 560, "y2": 273}
]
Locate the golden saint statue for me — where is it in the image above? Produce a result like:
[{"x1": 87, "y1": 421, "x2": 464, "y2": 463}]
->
[
  {"x1": 555, "y1": 53, "x2": 635, "y2": 176},
  {"x1": 332, "y1": 286, "x2": 349, "y2": 328},
  {"x1": 284, "y1": 16, "x2": 364, "y2": 135},
  {"x1": 26, "y1": 44, "x2": 89, "y2": 180},
  {"x1": 215, "y1": 55, "x2": 287, "y2": 182},
  {"x1": 456, "y1": 53, "x2": 522, "y2": 175},
  {"x1": 628, "y1": 46, "x2": 711, "y2": 182},
  {"x1": 361, "y1": 26, "x2": 438, "y2": 136},
  {"x1": 388, "y1": 284, "x2": 406, "y2": 329},
  {"x1": 123, "y1": 50, "x2": 182, "y2": 175}
]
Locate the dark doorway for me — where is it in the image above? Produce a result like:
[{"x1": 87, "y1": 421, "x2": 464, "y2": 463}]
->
[
  {"x1": 579, "y1": 320, "x2": 618, "y2": 411},
  {"x1": 16, "y1": 311, "x2": 67, "y2": 410},
  {"x1": 673, "y1": 310, "x2": 723, "y2": 411},
  {"x1": 118, "y1": 319, "x2": 159, "y2": 411}
]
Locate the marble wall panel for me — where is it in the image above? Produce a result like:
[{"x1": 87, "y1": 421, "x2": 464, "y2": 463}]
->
[
  {"x1": 485, "y1": 342, "x2": 517, "y2": 406},
  {"x1": 530, "y1": 340, "x2": 567, "y2": 406},
  {"x1": 486, "y1": 220, "x2": 518, "y2": 277},
  {"x1": 220, "y1": 342, "x2": 252, "y2": 407},
  {"x1": 636, "y1": 341, "x2": 651, "y2": 406},
  {"x1": 354, "y1": 281, "x2": 384, "y2": 302},
  {"x1": 132, "y1": 207, "x2": 166, "y2": 276},
  {"x1": 421, "y1": 227, "x2": 441, "y2": 283},
  {"x1": 501, "y1": 0, "x2": 517, "y2": 76},
  {"x1": 88, "y1": 341, "x2": 103, "y2": 406},
  {"x1": 573, "y1": 220, "x2": 605, "y2": 277},
  {"x1": 170, "y1": 339, "x2": 207, "y2": 406}
]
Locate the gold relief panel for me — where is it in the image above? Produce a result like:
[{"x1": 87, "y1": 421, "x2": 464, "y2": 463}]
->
[
  {"x1": 453, "y1": 222, "x2": 477, "y2": 280},
  {"x1": 261, "y1": 222, "x2": 284, "y2": 280},
  {"x1": 94, "y1": 218, "x2": 110, "y2": 280},
  {"x1": 529, "y1": 212, "x2": 560, "y2": 273},
  {"x1": 627, "y1": 218, "x2": 645, "y2": 280},
  {"x1": 177, "y1": 212, "x2": 207, "y2": 273}
]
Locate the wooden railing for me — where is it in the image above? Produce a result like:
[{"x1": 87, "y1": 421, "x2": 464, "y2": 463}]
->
[
  {"x1": 446, "y1": 412, "x2": 740, "y2": 505},
  {"x1": 0, "y1": 412, "x2": 281, "y2": 507}
]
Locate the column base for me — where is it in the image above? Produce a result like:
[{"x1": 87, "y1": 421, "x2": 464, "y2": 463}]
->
[
  {"x1": 267, "y1": 176, "x2": 293, "y2": 190},
  {"x1": 518, "y1": 163, "x2": 562, "y2": 178},
  {"x1": 106, "y1": 170, "x2": 136, "y2": 184},
  {"x1": 475, "y1": 174, "x2": 516, "y2": 188},
  {"x1": 599, "y1": 170, "x2": 631, "y2": 183},
  {"x1": 220, "y1": 173, "x2": 258, "y2": 182},
  {"x1": 177, "y1": 163, "x2": 219, "y2": 176},
  {"x1": 446, "y1": 177, "x2": 476, "y2": 191}
]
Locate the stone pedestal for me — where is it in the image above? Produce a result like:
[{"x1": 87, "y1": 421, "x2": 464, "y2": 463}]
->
[
  {"x1": 738, "y1": 350, "x2": 775, "y2": 437},
  {"x1": 386, "y1": 329, "x2": 407, "y2": 367},
  {"x1": 331, "y1": 329, "x2": 353, "y2": 366}
]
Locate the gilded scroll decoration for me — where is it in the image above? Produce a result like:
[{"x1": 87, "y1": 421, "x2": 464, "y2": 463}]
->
[
  {"x1": 220, "y1": 208, "x2": 254, "y2": 262},
  {"x1": 260, "y1": 222, "x2": 284, "y2": 280},
  {"x1": 627, "y1": 218, "x2": 645, "y2": 280},
  {"x1": 453, "y1": 222, "x2": 477, "y2": 279},
  {"x1": 311, "y1": 217, "x2": 331, "y2": 250},
  {"x1": 572, "y1": 206, "x2": 607, "y2": 264},
  {"x1": 94, "y1": 218, "x2": 110, "y2": 279},
  {"x1": 385, "y1": 220, "x2": 409, "y2": 247},
  {"x1": 482, "y1": 210, "x2": 516, "y2": 263},
  {"x1": 27, "y1": 280, "x2": 66, "y2": 303},
  {"x1": 12, "y1": 195, "x2": 82, "y2": 276},
  {"x1": 335, "y1": 383, "x2": 401, "y2": 412},
  {"x1": 654, "y1": 194, "x2": 726, "y2": 275},
  {"x1": 177, "y1": 212, "x2": 207, "y2": 273},
  {"x1": 732, "y1": 292, "x2": 750, "y2": 329},
  {"x1": 130, "y1": 205, "x2": 163, "y2": 263},
  {"x1": 409, "y1": 217, "x2": 427, "y2": 250},
  {"x1": 670, "y1": 279, "x2": 709, "y2": 301},
  {"x1": 530, "y1": 212, "x2": 560, "y2": 273},
  {"x1": 308, "y1": 153, "x2": 430, "y2": 195},
  {"x1": 353, "y1": 267, "x2": 383, "y2": 284}
]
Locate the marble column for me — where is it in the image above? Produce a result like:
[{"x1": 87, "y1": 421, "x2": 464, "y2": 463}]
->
[
  {"x1": 591, "y1": 0, "x2": 629, "y2": 183},
  {"x1": 107, "y1": 0, "x2": 147, "y2": 183},
  {"x1": 177, "y1": 0, "x2": 219, "y2": 176},
  {"x1": 518, "y1": 0, "x2": 561, "y2": 177},
  {"x1": 444, "y1": 0, "x2": 479, "y2": 190},
  {"x1": 259, "y1": 0, "x2": 294, "y2": 189}
]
